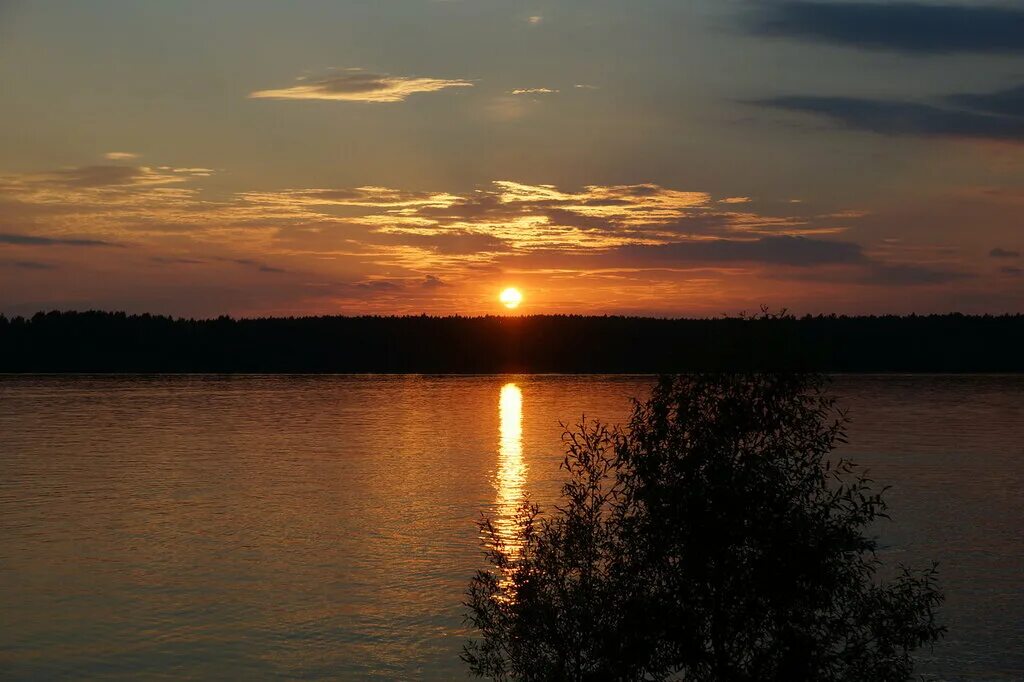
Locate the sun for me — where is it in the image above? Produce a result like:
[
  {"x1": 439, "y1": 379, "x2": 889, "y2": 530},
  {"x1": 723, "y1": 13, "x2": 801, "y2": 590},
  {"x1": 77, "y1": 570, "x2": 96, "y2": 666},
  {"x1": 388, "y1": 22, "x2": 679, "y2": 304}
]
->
[{"x1": 499, "y1": 287, "x2": 523, "y2": 309}]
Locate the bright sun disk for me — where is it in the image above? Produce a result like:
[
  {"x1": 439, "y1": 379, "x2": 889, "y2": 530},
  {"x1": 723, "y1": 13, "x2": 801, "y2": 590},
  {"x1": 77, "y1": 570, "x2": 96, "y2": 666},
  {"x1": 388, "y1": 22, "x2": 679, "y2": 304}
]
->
[{"x1": 499, "y1": 287, "x2": 523, "y2": 309}]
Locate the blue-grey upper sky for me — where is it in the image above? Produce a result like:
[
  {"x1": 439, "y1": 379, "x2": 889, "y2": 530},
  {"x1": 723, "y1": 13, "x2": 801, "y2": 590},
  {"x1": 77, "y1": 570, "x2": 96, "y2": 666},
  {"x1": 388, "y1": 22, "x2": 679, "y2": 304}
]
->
[{"x1": 1, "y1": 0, "x2": 1021, "y2": 316}]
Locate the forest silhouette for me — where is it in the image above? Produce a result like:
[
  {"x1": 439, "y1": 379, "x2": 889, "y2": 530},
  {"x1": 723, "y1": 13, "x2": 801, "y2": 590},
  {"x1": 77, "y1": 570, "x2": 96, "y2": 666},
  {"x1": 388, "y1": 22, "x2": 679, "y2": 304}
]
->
[{"x1": 1, "y1": 310, "x2": 1021, "y2": 373}]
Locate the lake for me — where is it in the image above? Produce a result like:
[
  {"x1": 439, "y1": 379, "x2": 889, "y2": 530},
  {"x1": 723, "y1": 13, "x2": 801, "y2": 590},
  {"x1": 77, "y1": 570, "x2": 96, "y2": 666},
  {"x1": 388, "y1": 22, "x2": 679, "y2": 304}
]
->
[{"x1": 1, "y1": 375, "x2": 1021, "y2": 680}]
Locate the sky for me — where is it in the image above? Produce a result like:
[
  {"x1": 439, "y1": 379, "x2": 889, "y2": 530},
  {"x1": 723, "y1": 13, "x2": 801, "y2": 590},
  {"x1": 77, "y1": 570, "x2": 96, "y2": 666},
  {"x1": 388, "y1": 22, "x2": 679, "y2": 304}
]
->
[{"x1": 1, "y1": 0, "x2": 1022, "y2": 317}]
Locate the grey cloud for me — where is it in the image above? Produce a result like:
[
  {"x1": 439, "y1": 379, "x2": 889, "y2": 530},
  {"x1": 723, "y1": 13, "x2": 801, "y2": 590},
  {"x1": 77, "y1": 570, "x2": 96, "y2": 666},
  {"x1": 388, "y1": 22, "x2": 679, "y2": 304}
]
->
[
  {"x1": 990, "y1": 247, "x2": 1020, "y2": 259},
  {"x1": 415, "y1": 194, "x2": 505, "y2": 222},
  {"x1": 153, "y1": 255, "x2": 285, "y2": 272},
  {"x1": 616, "y1": 235, "x2": 866, "y2": 266},
  {"x1": 213, "y1": 257, "x2": 287, "y2": 273},
  {"x1": 537, "y1": 208, "x2": 615, "y2": 231},
  {"x1": 751, "y1": 2, "x2": 1024, "y2": 54},
  {"x1": 770, "y1": 261, "x2": 974, "y2": 286},
  {"x1": 504, "y1": 235, "x2": 970, "y2": 287},
  {"x1": 760, "y1": 95, "x2": 1024, "y2": 141},
  {"x1": 947, "y1": 84, "x2": 1024, "y2": 119},
  {"x1": 375, "y1": 230, "x2": 509, "y2": 255},
  {"x1": 300, "y1": 277, "x2": 445, "y2": 303},
  {"x1": 31, "y1": 165, "x2": 206, "y2": 189},
  {"x1": 152, "y1": 256, "x2": 205, "y2": 265},
  {"x1": 0, "y1": 259, "x2": 56, "y2": 270},
  {"x1": 0, "y1": 232, "x2": 121, "y2": 247},
  {"x1": 352, "y1": 280, "x2": 400, "y2": 292},
  {"x1": 866, "y1": 263, "x2": 972, "y2": 286},
  {"x1": 48, "y1": 165, "x2": 148, "y2": 188},
  {"x1": 999, "y1": 266, "x2": 1023, "y2": 276}
]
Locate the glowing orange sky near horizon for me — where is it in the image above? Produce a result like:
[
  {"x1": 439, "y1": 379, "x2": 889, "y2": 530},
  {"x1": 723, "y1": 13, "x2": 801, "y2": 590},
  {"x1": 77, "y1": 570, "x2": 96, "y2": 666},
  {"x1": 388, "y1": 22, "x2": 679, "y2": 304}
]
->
[{"x1": 0, "y1": 2, "x2": 1021, "y2": 317}]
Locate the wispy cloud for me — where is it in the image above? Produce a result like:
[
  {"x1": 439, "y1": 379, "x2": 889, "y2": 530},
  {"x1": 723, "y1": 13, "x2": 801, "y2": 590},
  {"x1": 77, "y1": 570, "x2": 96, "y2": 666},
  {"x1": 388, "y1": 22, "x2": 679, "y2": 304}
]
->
[
  {"x1": 0, "y1": 161, "x2": 978, "y2": 319},
  {"x1": 243, "y1": 179, "x2": 851, "y2": 260},
  {"x1": 0, "y1": 232, "x2": 120, "y2": 247},
  {"x1": 511, "y1": 88, "x2": 558, "y2": 95},
  {"x1": 991, "y1": 247, "x2": 1021, "y2": 259},
  {"x1": 4, "y1": 164, "x2": 210, "y2": 190},
  {"x1": 865, "y1": 262, "x2": 972, "y2": 286},
  {"x1": 613, "y1": 235, "x2": 865, "y2": 267},
  {"x1": 249, "y1": 69, "x2": 473, "y2": 103},
  {"x1": 0, "y1": 259, "x2": 56, "y2": 270},
  {"x1": 151, "y1": 256, "x2": 204, "y2": 265},
  {"x1": 758, "y1": 88, "x2": 1024, "y2": 142},
  {"x1": 946, "y1": 83, "x2": 1024, "y2": 119},
  {"x1": 104, "y1": 152, "x2": 139, "y2": 161},
  {"x1": 214, "y1": 257, "x2": 287, "y2": 274},
  {"x1": 751, "y1": 2, "x2": 1024, "y2": 54}
]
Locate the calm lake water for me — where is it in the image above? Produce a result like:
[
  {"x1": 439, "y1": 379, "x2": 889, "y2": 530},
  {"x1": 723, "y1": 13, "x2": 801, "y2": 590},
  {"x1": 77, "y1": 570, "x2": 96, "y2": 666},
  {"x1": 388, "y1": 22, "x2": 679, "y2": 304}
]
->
[{"x1": 1, "y1": 375, "x2": 1021, "y2": 680}]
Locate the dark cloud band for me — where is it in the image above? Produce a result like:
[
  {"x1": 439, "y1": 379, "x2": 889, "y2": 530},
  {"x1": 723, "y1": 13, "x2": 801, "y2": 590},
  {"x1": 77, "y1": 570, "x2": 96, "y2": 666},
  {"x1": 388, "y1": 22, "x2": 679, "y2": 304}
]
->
[
  {"x1": 758, "y1": 92, "x2": 1024, "y2": 142},
  {"x1": 0, "y1": 233, "x2": 119, "y2": 247},
  {"x1": 617, "y1": 235, "x2": 865, "y2": 267},
  {"x1": 752, "y1": 2, "x2": 1024, "y2": 54}
]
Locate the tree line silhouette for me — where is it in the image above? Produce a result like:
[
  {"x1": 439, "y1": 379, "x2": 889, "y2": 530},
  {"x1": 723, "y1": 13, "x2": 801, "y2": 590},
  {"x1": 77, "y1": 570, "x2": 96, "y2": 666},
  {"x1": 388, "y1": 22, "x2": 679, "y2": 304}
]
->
[{"x1": 1, "y1": 310, "x2": 1021, "y2": 373}]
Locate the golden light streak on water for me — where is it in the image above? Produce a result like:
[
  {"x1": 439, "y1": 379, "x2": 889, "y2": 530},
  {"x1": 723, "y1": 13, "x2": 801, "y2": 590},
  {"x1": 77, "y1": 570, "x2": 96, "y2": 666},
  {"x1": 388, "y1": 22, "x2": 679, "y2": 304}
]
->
[{"x1": 495, "y1": 382, "x2": 526, "y2": 555}]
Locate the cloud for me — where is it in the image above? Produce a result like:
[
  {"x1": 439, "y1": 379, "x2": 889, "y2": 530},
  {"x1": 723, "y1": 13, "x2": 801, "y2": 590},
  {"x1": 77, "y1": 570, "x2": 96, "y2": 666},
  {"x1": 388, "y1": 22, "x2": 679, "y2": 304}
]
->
[
  {"x1": 367, "y1": 229, "x2": 509, "y2": 255},
  {"x1": 865, "y1": 262, "x2": 972, "y2": 285},
  {"x1": 247, "y1": 179, "x2": 840, "y2": 260},
  {"x1": 759, "y1": 95, "x2": 1024, "y2": 142},
  {"x1": 615, "y1": 235, "x2": 866, "y2": 267},
  {"x1": 214, "y1": 257, "x2": 287, "y2": 273},
  {"x1": 528, "y1": 15, "x2": 542, "y2": 24},
  {"x1": 241, "y1": 185, "x2": 459, "y2": 210},
  {"x1": 511, "y1": 88, "x2": 558, "y2": 95},
  {"x1": 1000, "y1": 266, "x2": 1022, "y2": 276},
  {"x1": 14, "y1": 164, "x2": 209, "y2": 189},
  {"x1": 151, "y1": 254, "x2": 285, "y2": 273},
  {"x1": 990, "y1": 247, "x2": 1021, "y2": 258},
  {"x1": 751, "y1": 2, "x2": 1024, "y2": 54},
  {"x1": 351, "y1": 279, "x2": 401, "y2": 292},
  {"x1": 309, "y1": 275, "x2": 461, "y2": 305},
  {"x1": 947, "y1": 84, "x2": 1024, "y2": 119},
  {"x1": 0, "y1": 164, "x2": 220, "y2": 251},
  {"x1": 249, "y1": 69, "x2": 473, "y2": 103},
  {"x1": 152, "y1": 256, "x2": 204, "y2": 265},
  {"x1": 2, "y1": 162, "x2": 960, "y2": 310},
  {"x1": 0, "y1": 232, "x2": 120, "y2": 247},
  {"x1": 761, "y1": 260, "x2": 974, "y2": 286},
  {"x1": 104, "y1": 152, "x2": 139, "y2": 161},
  {"x1": 0, "y1": 259, "x2": 56, "y2": 270},
  {"x1": 501, "y1": 235, "x2": 970, "y2": 287}
]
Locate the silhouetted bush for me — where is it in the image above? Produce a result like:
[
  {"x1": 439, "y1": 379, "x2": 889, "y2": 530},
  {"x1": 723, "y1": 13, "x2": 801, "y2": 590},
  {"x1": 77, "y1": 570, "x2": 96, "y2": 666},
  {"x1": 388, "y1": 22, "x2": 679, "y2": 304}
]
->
[{"x1": 464, "y1": 373, "x2": 944, "y2": 680}]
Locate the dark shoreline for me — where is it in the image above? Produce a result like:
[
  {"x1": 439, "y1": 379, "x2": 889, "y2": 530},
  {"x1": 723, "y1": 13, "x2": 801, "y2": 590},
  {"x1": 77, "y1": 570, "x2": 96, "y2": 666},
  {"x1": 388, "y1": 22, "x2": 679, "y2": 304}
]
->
[{"x1": 3, "y1": 310, "x2": 1023, "y2": 373}]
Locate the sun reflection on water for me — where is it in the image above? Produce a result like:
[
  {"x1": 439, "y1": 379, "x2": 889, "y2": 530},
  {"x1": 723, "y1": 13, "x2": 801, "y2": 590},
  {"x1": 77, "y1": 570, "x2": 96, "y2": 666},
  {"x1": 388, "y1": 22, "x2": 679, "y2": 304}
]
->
[{"x1": 496, "y1": 382, "x2": 526, "y2": 554}]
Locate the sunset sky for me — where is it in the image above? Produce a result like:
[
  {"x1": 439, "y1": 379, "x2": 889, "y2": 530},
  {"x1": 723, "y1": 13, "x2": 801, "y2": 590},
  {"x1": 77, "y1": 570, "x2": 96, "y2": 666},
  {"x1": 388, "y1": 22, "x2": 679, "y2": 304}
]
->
[{"x1": 1, "y1": 0, "x2": 1022, "y2": 317}]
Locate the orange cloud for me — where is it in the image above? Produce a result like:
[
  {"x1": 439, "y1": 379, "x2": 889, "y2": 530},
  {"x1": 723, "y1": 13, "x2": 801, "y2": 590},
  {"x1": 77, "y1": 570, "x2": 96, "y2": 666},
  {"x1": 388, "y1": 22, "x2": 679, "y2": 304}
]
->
[
  {"x1": 249, "y1": 69, "x2": 473, "y2": 103},
  {"x1": 3, "y1": 161, "x2": 982, "y2": 317}
]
